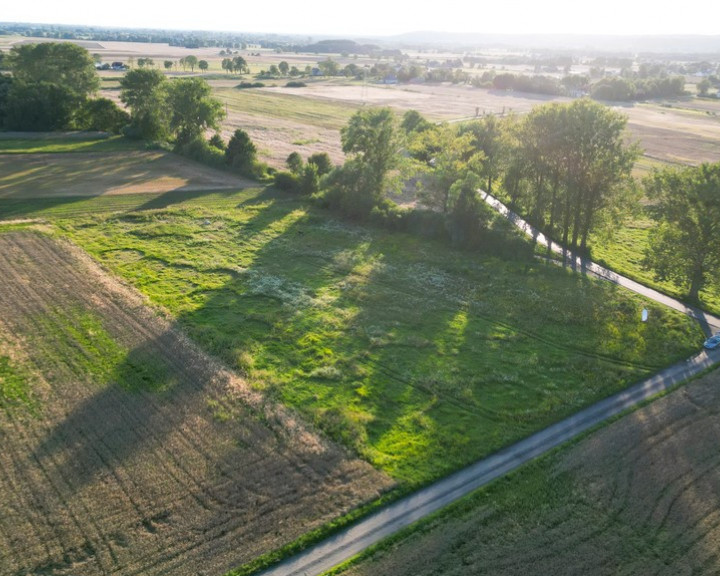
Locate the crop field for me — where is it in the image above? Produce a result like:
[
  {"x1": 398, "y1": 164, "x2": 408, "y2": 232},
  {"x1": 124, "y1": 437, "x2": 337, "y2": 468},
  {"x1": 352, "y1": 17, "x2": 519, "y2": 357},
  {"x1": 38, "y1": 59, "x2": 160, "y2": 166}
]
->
[
  {"x1": 0, "y1": 230, "x2": 393, "y2": 576},
  {"x1": 339, "y1": 365, "x2": 720, "y2": 576},
  {"x1": 1, "y1": 171, "x2": 703, "y2": 488},
  {"x1": 0, "y1": 147, "x2": 252, "y2": 198}
]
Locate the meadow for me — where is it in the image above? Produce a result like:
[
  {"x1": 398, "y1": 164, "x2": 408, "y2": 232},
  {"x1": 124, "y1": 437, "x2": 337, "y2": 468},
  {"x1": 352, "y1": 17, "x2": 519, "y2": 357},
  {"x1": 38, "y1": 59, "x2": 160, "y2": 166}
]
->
[{"x1": 1, "y1": 167, "x2": 703, "y2": 486}]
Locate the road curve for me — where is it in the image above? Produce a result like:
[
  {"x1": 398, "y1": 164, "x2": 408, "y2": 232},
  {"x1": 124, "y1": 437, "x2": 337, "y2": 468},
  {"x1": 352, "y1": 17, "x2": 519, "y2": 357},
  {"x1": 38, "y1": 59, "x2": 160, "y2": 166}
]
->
[
  {"x1": 480, "y1": 191, "x2": 720, "y2": 334},
  {"x1": 256, "y1": 195, "x2": 720, "y2": 576},
  {"x1": 258, "y1": 349, "x2": 720, "y2": 576}
]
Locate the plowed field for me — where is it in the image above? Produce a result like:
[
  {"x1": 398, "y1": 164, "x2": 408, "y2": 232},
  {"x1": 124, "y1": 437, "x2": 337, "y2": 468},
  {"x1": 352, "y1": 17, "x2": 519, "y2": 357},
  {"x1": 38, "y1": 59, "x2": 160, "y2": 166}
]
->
[{"x1": 0, "y1": 231, "x2": 394, "y2": 576}]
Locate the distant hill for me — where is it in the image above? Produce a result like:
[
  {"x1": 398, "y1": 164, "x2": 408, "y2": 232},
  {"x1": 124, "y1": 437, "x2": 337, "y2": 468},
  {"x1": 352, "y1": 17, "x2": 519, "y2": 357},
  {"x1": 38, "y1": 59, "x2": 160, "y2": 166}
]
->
[
  {"x1": 301, "y1": 39, "x2": 380, "y2": 54},
  {"x1": 384, "y1": 31, "x2": 720, "y2": 54}
]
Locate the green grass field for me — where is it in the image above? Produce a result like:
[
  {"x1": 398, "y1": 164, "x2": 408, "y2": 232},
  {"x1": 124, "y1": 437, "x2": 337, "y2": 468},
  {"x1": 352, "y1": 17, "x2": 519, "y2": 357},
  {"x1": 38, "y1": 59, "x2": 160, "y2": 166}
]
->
[{"x1": 2, "y1": 186, "x2": 703, "y2": 487}]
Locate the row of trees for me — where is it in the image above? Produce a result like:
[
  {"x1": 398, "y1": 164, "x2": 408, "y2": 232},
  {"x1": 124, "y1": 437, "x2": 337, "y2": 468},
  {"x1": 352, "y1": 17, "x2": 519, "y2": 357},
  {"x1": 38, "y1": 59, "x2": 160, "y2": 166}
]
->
[{"x1": 119, "y1": 68, "x2": 224, "y2": 146}]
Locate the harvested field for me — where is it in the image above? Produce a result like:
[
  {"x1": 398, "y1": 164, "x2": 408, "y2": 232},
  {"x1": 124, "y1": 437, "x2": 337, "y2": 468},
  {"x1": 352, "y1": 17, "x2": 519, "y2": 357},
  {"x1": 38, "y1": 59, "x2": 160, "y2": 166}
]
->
[
  {"x1": 0, "y1": 231, "x2": 394, "y2": 576},
  {"x1": 0, "y1": 151, "x2": 252, "y2": 198},
  {"x1": 341, "y1": 367, "x2": 720, "y2": 576}
]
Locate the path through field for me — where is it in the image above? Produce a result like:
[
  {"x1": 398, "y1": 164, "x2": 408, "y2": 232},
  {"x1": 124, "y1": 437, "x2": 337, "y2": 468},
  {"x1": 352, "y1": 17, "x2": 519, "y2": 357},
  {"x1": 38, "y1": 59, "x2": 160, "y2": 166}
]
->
[{"x1": 0, "y1": 231, "x2": 394, "y2": 576}]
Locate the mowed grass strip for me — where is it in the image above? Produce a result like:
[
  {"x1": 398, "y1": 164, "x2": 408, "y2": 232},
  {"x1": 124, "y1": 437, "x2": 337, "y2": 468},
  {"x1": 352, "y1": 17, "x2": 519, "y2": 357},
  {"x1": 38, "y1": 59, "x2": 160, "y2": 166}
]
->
[
  {"x1": 336, "y1": 367, "x2": 720, "y2": 576},
  {"x1": 0, "y1": 135, "x2": 144, "y2": 154},
  {"x1": 17, "y1": 186, "x2": 702, "y2": 487}
]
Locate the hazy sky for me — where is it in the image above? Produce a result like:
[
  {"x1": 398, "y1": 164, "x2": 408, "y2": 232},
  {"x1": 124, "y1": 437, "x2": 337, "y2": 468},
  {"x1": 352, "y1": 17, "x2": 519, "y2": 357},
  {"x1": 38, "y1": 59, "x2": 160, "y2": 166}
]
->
[{"x1": 3, "y1": 0, "x2": 719, "y2": 36}]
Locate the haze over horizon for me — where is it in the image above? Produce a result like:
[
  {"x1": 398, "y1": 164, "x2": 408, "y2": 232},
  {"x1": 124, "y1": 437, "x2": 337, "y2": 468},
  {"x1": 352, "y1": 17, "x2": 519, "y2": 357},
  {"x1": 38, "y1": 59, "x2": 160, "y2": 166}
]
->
[{"x1": 3, "y1": 0, "x2": 719, "y2": 38}]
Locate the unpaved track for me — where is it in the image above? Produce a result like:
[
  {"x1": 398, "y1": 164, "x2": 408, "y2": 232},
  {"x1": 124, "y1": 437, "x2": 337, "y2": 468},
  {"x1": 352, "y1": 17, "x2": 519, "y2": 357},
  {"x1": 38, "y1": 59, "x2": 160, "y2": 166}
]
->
[{"x1": 0, "y1": 231, "x2": 394, "y2": 576}]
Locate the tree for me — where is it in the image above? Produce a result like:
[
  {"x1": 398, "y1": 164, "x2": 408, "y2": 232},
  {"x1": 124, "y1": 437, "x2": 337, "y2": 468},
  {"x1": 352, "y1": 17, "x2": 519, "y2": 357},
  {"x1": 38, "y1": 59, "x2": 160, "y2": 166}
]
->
[
  {"x1": 232, "y1": 56, "x2": 248, "y2": 74},
  {"x1": 137, "y1": 57, "x2": 154, "y2": 68},
  {"x1": 644, "y1": 163, "x2": 720, "y2": 302},
  {"x1": 459, "y1": 114, "x2": 508, "y2": 194},
  {"x1": 268, "y1": 64, "x2": 280, "y2": 76},
  {"x1": 120, "y1": 68, "x2": 170, "y2": 140},
  {"x1": 225, "y1": 128, "x2": 257, "y2": 174},
  {"x1": 278, "y1": 60, "x2": 289, "y2": 76},
  {"x1": 198, "y1": 60, "x2": 209, "y2": 73},
  {"x1": 185, "y1": 55, "x2": 198, "y2": 72},
  {"x1": 4, "y1": 81, "x2": 78, "y2": 130},
  {"x1": 697, "y1": 78, "x2": 712, "y2": 96},
  {"x1": 167, "y1": 77, "x2": 225, "y2": 147},
  {"x1": 400, "y1": 109, "x2": 432, "y2": 135},
  {"x1": 164, "y1": 60, "x2": 174, "y2": 71},
  {"x1": 447, "y1": 172, "x2": 486, "y2": 248},
  {"x1": 511, "y1": 99, "x2": 639, "y2": 252},
  {"x1": 415, "y1": 124, "x2": 482, "y2": 214},
  {"x1": 222, "y1": 58, "x2": 232, "y2": 73},
  {"x1": 75, "y1": 97, "x2": 130, "y2": 133},
  {"x1": 318, "y1": 58, "x2": 339, "y2": 76},
  {"x1": 8, "y1": 42, "x2": 99, "y2": 97},
  {"x1": 340, "y1": 107, "x2": 400, "y2": 203}
]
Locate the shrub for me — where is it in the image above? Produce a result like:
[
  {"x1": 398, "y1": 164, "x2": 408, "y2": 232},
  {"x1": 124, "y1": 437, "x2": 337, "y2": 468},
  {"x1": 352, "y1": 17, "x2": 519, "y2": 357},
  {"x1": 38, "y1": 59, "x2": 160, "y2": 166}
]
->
[
  {"x1": 225, "y1": 128, "x2": 257, "y2": 175},
  {"x1": 178, "y1": 137, "x2": 225, "y2": 167},
  {"x1": 307, "y1": 152, "x2": 333, "y2": 175},
  {"x1": 75, "y1": 97, "x2": 130, "y2": 133},
  {"x1": 285, "y1": 81, "x2": 307, "y2": 88},
  {"x1": 235, "y1": 81, "x2": 265, "y2": 89},
  {"x1": 273, "y1": 170, "x2": 300, "y2": 193},
  {"x1": 286, "y1": 151, "x2": 304, "y2": 174},
  {"x1": 208, "y1": 133, "x2": 226, "y2": 150}
]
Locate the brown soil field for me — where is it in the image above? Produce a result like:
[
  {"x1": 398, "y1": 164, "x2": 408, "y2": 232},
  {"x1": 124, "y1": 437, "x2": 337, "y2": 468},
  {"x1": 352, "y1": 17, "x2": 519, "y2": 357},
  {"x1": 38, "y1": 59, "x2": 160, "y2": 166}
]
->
[
  {"x1": 0, "y1": 231, "x2": 394, "y2": 576},
  {"x1": 342, "y1": 367, "x2": 720, "y2": 576},
  {"x1": 0, "y1": 151, "x2": 252, "y2": 198}
]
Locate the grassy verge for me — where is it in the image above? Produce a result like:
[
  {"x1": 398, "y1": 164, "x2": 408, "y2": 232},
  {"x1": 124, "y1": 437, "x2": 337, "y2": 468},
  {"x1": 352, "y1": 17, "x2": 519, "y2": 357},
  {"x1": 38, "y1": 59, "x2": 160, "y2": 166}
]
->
[
  {"x1": 3, "y1": 186, "x2": 699, "y2": 489},
  {"x1": 589, "y1": 213, "x2": 720, "y2": 317},
  {"x1": 0, "y1": 135, "x2": 143, "y2": 154}
]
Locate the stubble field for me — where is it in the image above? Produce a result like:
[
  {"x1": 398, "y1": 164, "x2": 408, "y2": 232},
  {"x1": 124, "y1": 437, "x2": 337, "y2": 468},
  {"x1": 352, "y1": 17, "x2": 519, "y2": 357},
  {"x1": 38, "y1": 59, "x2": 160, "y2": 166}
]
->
[{"x1": 0, "y1": 230, "x2": 394, "y2": 576}]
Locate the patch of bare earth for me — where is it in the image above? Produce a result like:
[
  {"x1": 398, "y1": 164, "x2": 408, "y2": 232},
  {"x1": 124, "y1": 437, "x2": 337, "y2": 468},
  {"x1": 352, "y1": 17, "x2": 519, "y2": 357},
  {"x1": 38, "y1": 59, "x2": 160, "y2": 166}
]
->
[
  {"x1": 0, "y1": 232, "x2": 394, "y2": 576},
  {"x1": 343, "y1": 368, "x2": 720, "y2": 576},
  {"x1": 0, "y1": 151, "x2": 254, "y2": 199}
]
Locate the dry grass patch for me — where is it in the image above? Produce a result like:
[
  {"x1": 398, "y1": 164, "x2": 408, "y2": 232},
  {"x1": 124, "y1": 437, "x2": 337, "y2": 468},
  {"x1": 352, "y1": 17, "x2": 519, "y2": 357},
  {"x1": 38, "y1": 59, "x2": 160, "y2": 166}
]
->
[{"x1": 0, "y1": 151, "x2": 252, "y2": 198}]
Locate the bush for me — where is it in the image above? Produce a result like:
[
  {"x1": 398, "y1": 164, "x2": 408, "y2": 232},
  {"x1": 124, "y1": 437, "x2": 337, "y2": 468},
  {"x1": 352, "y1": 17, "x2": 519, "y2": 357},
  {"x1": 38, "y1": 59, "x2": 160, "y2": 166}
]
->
[
  {"x1": 225, "y1": 128, "x2": 257, "y2": 175},
  {"x1": 307, "y1": 152, "x2": 333, "y2": 175},
  {"x1": 208, "y1": 133, "x2": 226, "y2": 150},
  {"x1": 178, "y1": 137, "x2": 225, "y2": 167},
  {"x1": 285, "y1": 81, "x2": 307, "y2": 88},
  {"x1": 273, "y1": 170, "x2": 300, "y2": 193},
  {"x1": 235, "y1": 81, "x2": 265, "y2": 89},
  {"x1": 75, "y1": 97, "x2": 130, "y2": 133},
  {"x1": 286, "y1": 151, "x2": 303, "y2": 174}
]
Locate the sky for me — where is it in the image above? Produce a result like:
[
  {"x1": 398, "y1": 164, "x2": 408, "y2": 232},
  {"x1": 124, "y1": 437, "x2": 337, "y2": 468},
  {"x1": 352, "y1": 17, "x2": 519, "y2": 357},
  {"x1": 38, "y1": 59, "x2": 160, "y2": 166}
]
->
[{"x1": 3, "y1": 0, "x2": 719, "y2": 37}]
